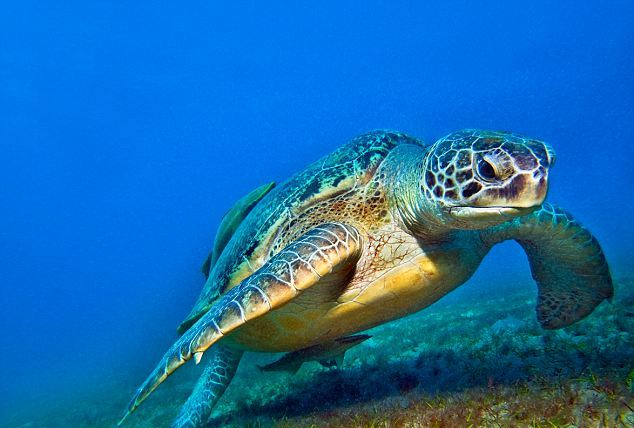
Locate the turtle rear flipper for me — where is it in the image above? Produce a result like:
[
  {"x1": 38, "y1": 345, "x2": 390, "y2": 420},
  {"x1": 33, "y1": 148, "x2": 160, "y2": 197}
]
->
[
  {"x1": 172, "y1": 345, "x2": 243, "y2": 428},
  {"x1": 483, "y1": 203, "x2": 613, "y2": 329},
  {"x1": 119, "y1": 223, "x2": 363, "y2": 424}
]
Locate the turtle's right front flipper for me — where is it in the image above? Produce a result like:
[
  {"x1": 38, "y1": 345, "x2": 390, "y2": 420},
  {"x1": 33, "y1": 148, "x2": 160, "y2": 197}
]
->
[
  {"x1": 482, "y1": 203, "x2": 613, "y2": 329},
  {"x1": 119, "y1": 223, "x2": 363, "y2": 424}
]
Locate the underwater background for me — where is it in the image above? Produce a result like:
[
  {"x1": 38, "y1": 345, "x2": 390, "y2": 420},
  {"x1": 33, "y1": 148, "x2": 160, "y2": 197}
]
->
[{"x1": 1, "y1": 1, "x2": 633, "y2": 427}]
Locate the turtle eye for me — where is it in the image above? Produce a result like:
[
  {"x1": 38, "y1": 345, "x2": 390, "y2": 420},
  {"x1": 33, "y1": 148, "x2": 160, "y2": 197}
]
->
[{"x1": 477, "y1": 158, "x2": 497, "y2": 182}]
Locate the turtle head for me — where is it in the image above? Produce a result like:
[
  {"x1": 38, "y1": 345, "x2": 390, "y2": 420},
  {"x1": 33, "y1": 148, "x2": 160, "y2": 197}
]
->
[{"x1": 421, "y1": 129, "x2": 555, "y2": 229}]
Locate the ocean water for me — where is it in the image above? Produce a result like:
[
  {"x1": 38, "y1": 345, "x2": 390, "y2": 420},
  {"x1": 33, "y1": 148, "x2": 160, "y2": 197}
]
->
[{"x1": 1, "y1": 1, "x2": 633, "y2": 427}]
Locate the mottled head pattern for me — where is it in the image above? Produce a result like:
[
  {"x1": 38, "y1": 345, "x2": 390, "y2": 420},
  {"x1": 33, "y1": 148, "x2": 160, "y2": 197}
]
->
[{"x1": 422, "y1": 129, "x2": 555, "y2": 225}]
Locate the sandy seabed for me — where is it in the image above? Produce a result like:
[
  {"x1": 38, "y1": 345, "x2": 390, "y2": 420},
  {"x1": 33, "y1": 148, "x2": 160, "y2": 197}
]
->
[{"x1": 6, "y1": 277, "x2": 634, "y2": 428}]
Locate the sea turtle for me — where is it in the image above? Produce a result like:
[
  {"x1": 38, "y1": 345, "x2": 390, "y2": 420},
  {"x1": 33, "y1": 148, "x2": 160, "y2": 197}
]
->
[{"x1": 119, "y1": 130, "x2": 612, "y2": 427}]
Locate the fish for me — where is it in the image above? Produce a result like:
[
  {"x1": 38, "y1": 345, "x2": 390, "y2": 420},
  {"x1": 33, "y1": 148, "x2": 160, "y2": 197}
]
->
[{"x1": 258, "y1": 334, "x2": 371, "y2": 374}]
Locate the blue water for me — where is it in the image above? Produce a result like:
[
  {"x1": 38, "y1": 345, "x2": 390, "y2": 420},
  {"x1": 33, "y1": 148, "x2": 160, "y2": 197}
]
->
[{"x1": 1, "y1": 1, "x2": 633, "y2": 426}]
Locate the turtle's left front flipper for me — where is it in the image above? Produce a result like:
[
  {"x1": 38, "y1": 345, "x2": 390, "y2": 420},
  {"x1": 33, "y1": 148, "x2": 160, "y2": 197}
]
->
[
  {"x1": 482, "y1": 203, "x2": 613, "y2": 329},
  {"x1": 119, "y1": 223, "x2": 363, "y2": 424}
]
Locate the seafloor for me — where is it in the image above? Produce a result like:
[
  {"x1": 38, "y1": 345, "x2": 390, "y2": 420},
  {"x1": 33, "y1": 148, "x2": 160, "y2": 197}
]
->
[{"x1": 8, "y1": 276, "x2": 634, "y2": 428}]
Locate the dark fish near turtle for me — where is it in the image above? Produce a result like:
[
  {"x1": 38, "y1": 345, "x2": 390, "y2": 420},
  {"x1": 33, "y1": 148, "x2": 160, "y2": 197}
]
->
[{"x1": 258, "y1": 334, "x2": 371, "y2": 374}]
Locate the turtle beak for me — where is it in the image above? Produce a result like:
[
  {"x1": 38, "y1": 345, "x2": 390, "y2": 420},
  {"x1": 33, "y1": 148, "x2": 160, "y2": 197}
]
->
[
  {"x1": 480, "y1": 169, "x2": 549, "y2": 211},
  {"x1": 449, "y1": 206, "x2": 537, "y2": 220},
  {"x1": 514, "y1": 168, "x2": 549, "y2": 208},
  {"x1": 447, "y1": 170, "x2": 548, "y2": 226}
]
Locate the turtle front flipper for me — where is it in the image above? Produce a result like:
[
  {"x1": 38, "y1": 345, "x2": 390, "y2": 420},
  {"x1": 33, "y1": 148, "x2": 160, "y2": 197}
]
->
[
  {"x1": 482, "y1": 203, "x2": 613, "y2": 329},
  {"x1": 172, "y1": 345, "x2": 243, "y2": 428},
  {"x1": 119, "y1": 223, "x2": 363, "y2": 424}
]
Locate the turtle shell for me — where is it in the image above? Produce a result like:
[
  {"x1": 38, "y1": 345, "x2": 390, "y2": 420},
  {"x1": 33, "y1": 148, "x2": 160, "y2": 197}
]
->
[{"x1": 178, "y1": 130, "x2": 422, "y2": 333}]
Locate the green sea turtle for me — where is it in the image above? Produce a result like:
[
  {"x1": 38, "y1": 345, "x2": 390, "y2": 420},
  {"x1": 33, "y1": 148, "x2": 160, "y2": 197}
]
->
[{"x1": 119, "y1": 130, "x2": 612, "y2": 427}]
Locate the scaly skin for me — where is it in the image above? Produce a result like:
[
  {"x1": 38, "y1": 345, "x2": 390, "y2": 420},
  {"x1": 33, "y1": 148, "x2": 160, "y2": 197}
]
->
[
  {"x1": 481, "y1": 202, "x2": 613, "y2": 329},
  {"x1": 178, "y1": 131, "x2": 416, "y2": 333},
  {"x1": 122, "y1": 223, "x2": 364, "y2": 420},
  {"x1": 120, "y1": 130, "x2": 613, "y2": 427},
  {"x1": 172, "y1": 345, "x2": 243, "y2": 428}
]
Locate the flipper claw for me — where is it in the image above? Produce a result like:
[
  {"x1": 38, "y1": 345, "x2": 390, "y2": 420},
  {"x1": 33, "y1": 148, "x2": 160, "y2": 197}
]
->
[{"x1": 120, "y1": 223, "x2": 363, "y2": 420}]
